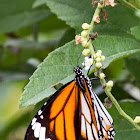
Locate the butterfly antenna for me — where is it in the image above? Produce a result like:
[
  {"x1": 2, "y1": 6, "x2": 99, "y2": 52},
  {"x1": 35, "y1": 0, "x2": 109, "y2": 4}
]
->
[
  {"x1": 87, "y1": 64, "x2": 93, "y2": 75},
  {"x1": 56, "y1": 50, "x2": 74, "y2": 67},
  {"x1": 77, "y1": 51, "x2": 83, "y2": 66}
]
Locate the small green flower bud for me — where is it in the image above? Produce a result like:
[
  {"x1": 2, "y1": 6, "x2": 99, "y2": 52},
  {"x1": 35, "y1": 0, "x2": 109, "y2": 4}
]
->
[
  {"x1": 99, "y1": 73, "x2": 106, "y2": 79},
  {"x1": 82, "y1": 23, "x2": 90, "y2": 30},
  {"x1": 95, "y1": 62, "x2": 102, "y2": 68},
  {"x1": 134, "y1": 116, "x2": 140, "y2": 123},
  {"x1": 97, "y1": 50, "x2": 102, "y2": 54},
  {"x1": 81, "y1": 30, "x2": 88, "y2": 37},
  {"x1": 96, "y1": 57, "x2": 101, "y2": 62},
  {"x1": 101, "y1": 55, "x2": 106, "y2": 61},
  {"x1": 81, "y1": 37, "x2": 87, "y2": 42},
  {"x1": 96, "y1": 52, "x2": 101, "y2": 58},
  {"x1": 106, "y1": 80, "x2": 114, "y2": 87},
  {"x1": 82, "y1": 49, "x2": 90, "y2": 56},
  {"x1": 98, "y1": 2, "x2": 104, "y2": 9},
  {"x1": 82, "y1": 41, "x2": 90, "y2": 47}
]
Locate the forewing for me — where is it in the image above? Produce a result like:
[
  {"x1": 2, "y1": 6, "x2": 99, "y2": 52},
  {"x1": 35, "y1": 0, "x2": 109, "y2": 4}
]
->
[{"x1": 25, "y1": 80, "x2": 79, "y2": 140}]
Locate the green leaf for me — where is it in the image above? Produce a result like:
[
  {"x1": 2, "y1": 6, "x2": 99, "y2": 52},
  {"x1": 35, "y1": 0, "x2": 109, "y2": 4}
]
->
[
  {"x1": 58, "y1": 28, "x2": 75, "y2": 47},
  {"x1": 125, "y1": 52, "x2": 140, "y2": 85},
  {"x1": 94, "y1": 36, "x2": 140, "y2": 68},
  {"x1": 109, "y1": 102, "x2": 140, "y2": 140},
  {"x1": 19, "y1": 41, "x2": 83, "y2": 107},
  {"x1": 130, "y1": 26, "x2": 140, "y2": 40},
  {"x1": 0, "y1": 0, "x2": 51, "y2": 33},
  {"x1": 46, "y1": 0, "x2": 140, "y2": 36},
  {"x1": 33, "y1": 0, "x2": 46, "y2": 8},
  {"x1": 135, "y1": 10, "x2": 140, "y2": 18},
  {"x1": 104, "y1": 59, "x2": 124, "y2": 79},
  {"x1": 46, "y1": 0, "x2": 93, "y2": 32},
  {"x1": 20, "y1": 35, "x2": 140, "y2": 107}
]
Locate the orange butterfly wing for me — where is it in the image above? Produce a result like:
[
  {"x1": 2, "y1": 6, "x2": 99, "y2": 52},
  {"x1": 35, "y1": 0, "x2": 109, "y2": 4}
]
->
[{"x1": 25, "y1": 81, "x2": 82, "y2": 140}]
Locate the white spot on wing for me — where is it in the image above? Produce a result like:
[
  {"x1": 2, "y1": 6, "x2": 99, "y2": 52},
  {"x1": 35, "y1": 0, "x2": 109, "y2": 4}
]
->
[
  {"x1": 32, "y1": 122, "x2": 37, "y2": 130},
  {"x1": 44, "y1": 102, "x2": 47, "y2": 105},
  {"x1": 31, "y1": 117, "x2": 37, "y2": 126},
  {"x1": 39, "y1": 127, "x2": 46, "y2": 140},
  {"x1": 34, "y1": 122, "x2": 41, "y2": 138},
  {"x1": 40, "y1": 115, "x2": 44, "y2": 119},
  {"x1": 81, "y1": 93, "x2": 91, "y2": 123},
  {"x1": 38, "y1": 110, "x2": 43, "y2": 115},
  {"x1": 46, "y1": 138, "x2": 51, "y2": 140}
]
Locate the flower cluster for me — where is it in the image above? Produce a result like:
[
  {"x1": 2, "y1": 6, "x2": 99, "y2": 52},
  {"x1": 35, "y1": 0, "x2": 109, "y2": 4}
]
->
[
  {"x1": 82, "y1": 49, "x2": 106, "y2": 72},
  {"x1": 75, "y1": 15, "x2": 113, "y2": 90},
  {"x1": 81, "y1": 23, "x2": 91, "y2": 47},
  {"x1": 94, "y1": 50, "x2": 105, "y2": 68},
  {"x1": 75, "y1": 23, "x2": 90, "y2": 48}
]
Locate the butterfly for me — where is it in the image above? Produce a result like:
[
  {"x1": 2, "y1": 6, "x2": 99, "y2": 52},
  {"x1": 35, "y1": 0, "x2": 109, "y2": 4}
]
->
[{"x1": 24, "y1": 66, "x2": 115, "y2": 140}]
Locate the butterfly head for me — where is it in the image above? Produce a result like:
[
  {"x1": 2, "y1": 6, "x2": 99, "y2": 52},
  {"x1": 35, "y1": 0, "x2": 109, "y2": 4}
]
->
[{"x1": 73, "y1": 66, "x2": 83, "y2": 76}]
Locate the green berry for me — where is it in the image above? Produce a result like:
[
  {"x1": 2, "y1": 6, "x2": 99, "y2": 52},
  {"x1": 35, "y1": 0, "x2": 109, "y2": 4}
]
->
[
  {"x1": 106, "y1": 80, "x2": 113, "y2": 87},
  {"x1": 99, "y1": 73, "x2": 106, "y2": 79},
  {"x1": 95, "y1": 62, "x2": 102, "y2": 68},
  {"x1": 81, "y1": 30, "x2": 88, "y2": 37},
  {"x1": 82, "y1": 49, "x2": 90, "y2": 56},
  {"x1": 96, "y1": 57, "x2": 101, "y2": 62},
  {"x1": 82, "y1": 23, "x2": 90, "y2": 30},
  {"x1": 96, "y1": 52, "x2": 101, "y2": 58},
  {"x1": 82, "y1": 41, "x2": 89, "y2": 47},
  {"x1": 101, "y1": 55, "x2": 106, "y2": 61}
]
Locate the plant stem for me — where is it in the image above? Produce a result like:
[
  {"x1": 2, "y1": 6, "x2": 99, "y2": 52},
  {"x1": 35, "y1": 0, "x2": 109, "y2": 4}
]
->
[
  {"x1": 87, "y1": 0, "x2": 140, "y2": 131},
  {"x1": 88, "y1": 1, "x2": 104, "y2": 56},
  {"x1": 100, "y1": 79, "x2": 140, "y2": 131},
  {"x1": 119, "y1": 0, "x2": 138, "y2": 11}
]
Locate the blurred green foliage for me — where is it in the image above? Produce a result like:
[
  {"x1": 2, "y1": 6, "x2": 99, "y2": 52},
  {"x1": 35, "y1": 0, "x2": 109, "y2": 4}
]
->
[{"x1": 0, "y1": 0, "x2": 140, "y2": 139}]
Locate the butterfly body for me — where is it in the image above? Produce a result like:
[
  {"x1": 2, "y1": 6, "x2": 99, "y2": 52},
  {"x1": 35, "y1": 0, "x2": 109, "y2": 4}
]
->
[{"x1": 25, "y1": 66, "x2": 115, "y2": 140}]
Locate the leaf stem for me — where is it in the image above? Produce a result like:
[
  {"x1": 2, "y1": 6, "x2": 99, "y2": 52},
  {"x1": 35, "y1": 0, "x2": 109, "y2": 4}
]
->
[
  {"x1": 87, "y1": 0, "x2": 140, "y2": 131},
  {"x1": 118, "y1": 0, "x2": 138, "y2": 11}
]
